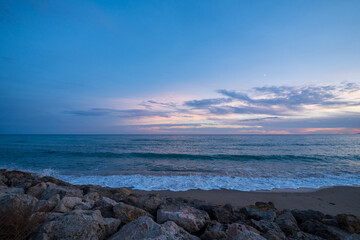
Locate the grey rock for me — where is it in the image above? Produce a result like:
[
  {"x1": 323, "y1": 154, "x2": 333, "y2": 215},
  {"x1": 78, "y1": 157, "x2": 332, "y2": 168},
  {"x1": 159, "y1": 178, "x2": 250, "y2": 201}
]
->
[
  {"x1": 276, "y1": 211, "x2": 300, "y2": 235},
  {"x1": 200, "y1": 221, "x2": 227, "y2": 240},
  {"x1": 108, "y1": 216, "x2": 199, "y2": 240},
  {"x1": 53, "y1": 196, "x2": 83, "y2": 213},
  {"x1": 301, "y1": 219, "x2": 350, "y2": 240},
  {"x1": 226, "y1": 223, "x2": 266, "y2": 240},
  {"x1": 242, "y1": 207, "x2": 277, "y2": 221},
  {"x1": 35, "y1": 210, "x2": 120, "y2": 240},
  {"x1": 157, "y1": 204, "x2": 210, "y2": 233},
  {"x1": 336, "y1": 214, "x2": 360, "y2": 234},
  {"x1": 40, "y1": 185, "x2": 83, "y2": 200},
  {"x1": 292, "y1": 209, "x2": 324, "y2": 225},
  {"x1": 135, "y1": 194, "x2": 165, "y2": 215},
  {"x1": 94, "y1": 197, "x2": 118, "y2": 218},
  {"x1": 113, "y1": 202, "x2": 152, "y2": 224},
  {"x1": 288, "y1": 231, "x2": 325, "y2": 240},
  {"x1": 251, "y1": 219, "x2": 287, "y2": 239},
  {"x1": 27, "y1": 182, "x2": 47, "y2": 198},
  {"x1": 37, "y1": 194, "x2": 60, "y2": 212}
]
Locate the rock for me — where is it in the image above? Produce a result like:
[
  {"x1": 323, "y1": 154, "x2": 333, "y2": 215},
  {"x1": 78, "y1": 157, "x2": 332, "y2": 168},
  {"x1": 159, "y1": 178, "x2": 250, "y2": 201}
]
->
[
  {"x1": 200, "y1": 221, "x2": 227, "y2": 240},
  {"x1": 113, "y1": 202, "x2": 152, "y2": 224},
  {"x1": 345, "y1": 234, "x2": 360, "y2": 240},
  {"x1": 200, "y1": 204, "x2": 235, "y2": 224},
  {"x1": 292, "y1": 209, "x2": 324, "y2": 225},
  {"x1": 84, "y1": 191, "x2": 100, "y2": 201},
  {"x1": 242, "y1": 207, "x2": 277, "y2": 221},
  {"x1": 135, "y1": 194, "x2": 165, "y2": 215},
  {"x1": 251, "y1": 219, "x2": 287, "y2": 239},
  {"x1": 40, "y1": 185, "x2": 83, "y2": 200},
  {"x1": 37, "y1": 194, "x2": 60, "y2": 212},
  {"x1": 110, "y1": 188, "x2": 132, "y2": 201},
  {"x1": 336, "y1": 214, "x2": 360, "y2": 234},
  {"x1": 39, "y1": 176, "x2": 73, "y2": 187},
  {"x1": 2, "y1": 170, "x2": 34, "y2": 187},
  {"x1": 255, "y1": 202, "x2": 276, "y2": 211},
  {"x1": 288, "y1": 231, "x2": 325, "y2": 240},
  {"x1": 94, "y1": 197, "x2": 118, "y2": 218},
  {"x1": 157, "y1": 203, "x2": 210, "y2": 233},
  {"x1": 26, "y1": 182, "x2": 47, "y2": 198},
  {"x1": 226, "y1": 223, "x2": 266, "y2": 240},
  {"x1": 108, "y1": 216, "x2": 199, "y2": 240},
  {"x1": 35, "y1": 210, "x2": 120, "y2": 240},
  {"x1": 322, "y1": 215, "x2": 338, "y2": 227},
  {"x1": 53, "y1": 196, "x2": 83, "y2": 213},
  {"x1": 301, "y1": 219, "x2": 350, "y2": 240},
  {"x1": 74, "y1": 199, "x2": 95, "y2": 210},
  {"x1": 276, "y1": 211, "x2": 300, "y2": 235},
  {"x1": 0, "y1": 192, "x2": 38, "y2": 211},
  {"x1": 0, "y1": 187, "x2": 24, "y2": 195}
]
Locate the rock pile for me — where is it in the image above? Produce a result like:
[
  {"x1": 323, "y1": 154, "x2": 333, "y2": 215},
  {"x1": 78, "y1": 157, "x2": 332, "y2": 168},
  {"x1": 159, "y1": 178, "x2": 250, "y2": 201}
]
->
[{"x1": 0, "y1": 170, "x2": 359, "y2": 240}]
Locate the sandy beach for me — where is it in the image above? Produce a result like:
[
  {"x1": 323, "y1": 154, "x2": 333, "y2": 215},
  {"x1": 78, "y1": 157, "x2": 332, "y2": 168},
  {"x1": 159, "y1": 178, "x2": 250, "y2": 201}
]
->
[{"x1": 135, "y1": 186, "x2": 360, "y2": 217}]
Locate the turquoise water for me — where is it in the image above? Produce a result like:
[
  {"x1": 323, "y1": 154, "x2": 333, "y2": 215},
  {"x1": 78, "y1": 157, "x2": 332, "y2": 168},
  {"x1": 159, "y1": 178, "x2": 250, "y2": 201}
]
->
[{"x1": 1, "y1": 134, "x2": 359, "y2": 191}]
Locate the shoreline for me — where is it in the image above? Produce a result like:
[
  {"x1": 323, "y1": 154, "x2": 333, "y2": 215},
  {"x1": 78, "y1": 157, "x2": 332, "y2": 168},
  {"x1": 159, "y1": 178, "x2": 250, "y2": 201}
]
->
[
  {"x1": 134, "y1": 186, "x2": 360, "y2": 217},
  {"x1": 1, "y1": 170, "x2": 360, "y2": 239}
]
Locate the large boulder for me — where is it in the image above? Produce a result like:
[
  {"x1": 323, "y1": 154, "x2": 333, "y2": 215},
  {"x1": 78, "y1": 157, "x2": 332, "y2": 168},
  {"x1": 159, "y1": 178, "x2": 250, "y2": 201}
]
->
[
  {"x1": 113, "y1": 202, "x2": 152, "y2": 224},
  {"x1": 242, "y1": 207, "x2": 277, "y2": 221},
  {"x1": 200, "y1": 221, "x2": 228, "y2": 240},
  {"x1": 301, "y1": 219, "x2": 350, "y2": 240},
  {"x1": 226, "y1": 223, "x2": 266, "y2": 240},
  {"x1": 157, "y1": 203, "x2": 210, "y2": 233},
  {"x1": 35, "y1": 210, "x2": 120, "y2": 240},
  {"x1": 336, "y1": 214, "x2": 360, "y2": 234},
  {"x1": 0, "y1": 192, "x2": 38, "y2": 211},
  {"x1": 2, "y1": 171, "x2": 34, "y2": 187},
  {"x1": 37, "y1": 194, "x2": 60, "y2": 212},
  {"x1": 276, "y1": 211, "x2": 300, "y2": 235},
  {"x1": 94, "y1": 197, "x2": 118, "y2": 218},
  {"x1": 251, "y1": 219, "x2": 287, "y2": 240},
  {"x1": 291, "y1": 210, "x2": 325, "y2": 225},
  {"x1": 53, "y1": 196, "x2": 83, "y2": 213},
  {"x1": 108, "y1": 216, "x2": 199, "y2": 240},
  {"x1": 134, "y1": 194, "x2": 165, "y2": 215},
  {"x1": 40, "y1": 185, "x2": 83, "y2": 200},
  {"x1": 26, "y1": 182, "x2": 47, "y2": 198},
  {"x1": 200, "y1": 204, "x2": 236, "y2": 224}
]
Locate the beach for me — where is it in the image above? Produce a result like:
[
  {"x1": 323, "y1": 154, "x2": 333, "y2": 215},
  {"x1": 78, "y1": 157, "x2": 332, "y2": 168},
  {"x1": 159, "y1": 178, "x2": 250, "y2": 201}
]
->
[{"x1": 136, "y1": 186, "x2": 360, "y2": 217}]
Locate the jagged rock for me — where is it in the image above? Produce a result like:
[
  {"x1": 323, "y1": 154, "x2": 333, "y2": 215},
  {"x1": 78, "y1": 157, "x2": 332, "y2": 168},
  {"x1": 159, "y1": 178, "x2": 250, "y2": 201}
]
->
[
  {"x1": 113, "y1": 202, "x2": 152, "y2": 224},
  {"x1": 135, "y1": 193, "x2": 165, "y2": 215},
  {"x1": 110, "y1": 188, "x2": 132, "y2": 201},
  {"x1": 276, "y1": 210, "x2": 300, "y2": 235},
  {"x1": 242, "y1": 207, "x2": 277, "y2": 221},
  {"x1": 2, "y1": 170, "x2": 34, "y2": 187},
  {"x1": 53, "y1": 196, "x2": 83, "y2": 213},
  {"x1": 200, "y1": 221, "x2": 227, "y2": 240},
  {"x1": 39, "y1": 176, "x2": 73, "y2": 187},
  {"x1": 40, "y1": 185, "x2": 83, "y2": 200},
  {"x1": 255, "y1": 202, "x2": 276, "y2": 211},
  {"x1": 226, "y1": 223, "x2": 266, "y2": 240},
  {"x1": 288, "y1": 231, "x2": 325, "y2": 240},
  {"x1": 301, "y1": 219, "x2": 351, "y2": 240},
  {"x1": 292, "y1": 209, "x2": 324, "y2": 225},
  {"x1": 94, "y1": 196, "x2": 118, "y2": 218},
  {"x1": 26, "y1": 182, "x2": 47, "y2": 198},
  {"x1": 200, "y1": 203, "x2": 235, "y2": 224},
  {"x1": 157, "y1": 203, "x2": 210, "y2": 233},
  {"x1": 336, "y1": 214, "x2": 360, "y2": 234},
  {"x1": 84, "y1": 191, "x2": 100, "y2": 201},
  {"x1": 0, "y1": 192, "x2": 38, "y2": 211},
  {"x1": 0, "y1": 187, "x2": 24, "y2": 195},
  {"x1": 108, "y1": 216, "x2": 199, "y2": 240},
  {"x1": 74, "y1": 199, "x2": 95, "y2": 210},
  {"x1": 35, "y1": 210, "x2": 120, "y2": 240},
  {"x1": 251, "y1": 219, "x2": 287, "y2": 239},
  {"x1": 37, "y1": 194, "x2": 60, "y2": 212}
]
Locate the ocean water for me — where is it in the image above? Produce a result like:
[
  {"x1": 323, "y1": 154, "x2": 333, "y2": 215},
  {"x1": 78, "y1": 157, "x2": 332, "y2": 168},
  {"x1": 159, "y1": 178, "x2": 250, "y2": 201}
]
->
[{"x1": 0, "y1": 134, "x2": 359, "y2": 191}]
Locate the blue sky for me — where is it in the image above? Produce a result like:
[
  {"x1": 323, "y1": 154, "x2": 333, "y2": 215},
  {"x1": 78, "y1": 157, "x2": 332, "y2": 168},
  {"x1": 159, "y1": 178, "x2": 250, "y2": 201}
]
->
[{"x1": 1, "y1": 0, "x2": 360, "y2": 134}]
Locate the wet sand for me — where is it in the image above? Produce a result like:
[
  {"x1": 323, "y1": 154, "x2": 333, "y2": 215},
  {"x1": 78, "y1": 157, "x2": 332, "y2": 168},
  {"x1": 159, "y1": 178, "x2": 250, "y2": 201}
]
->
[{"x1": 135, "y1": 186, "x2": 360, "y2": 217}]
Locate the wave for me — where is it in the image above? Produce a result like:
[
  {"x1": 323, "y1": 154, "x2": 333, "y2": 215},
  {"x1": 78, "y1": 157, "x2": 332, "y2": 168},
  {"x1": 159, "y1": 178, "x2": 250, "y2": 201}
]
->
[
  {"x1": 51, "y1": 172, "x2": 360, "y2": 191},
  {"x1": 37, "y1": 151, "x2": 324, "y2": 162}
]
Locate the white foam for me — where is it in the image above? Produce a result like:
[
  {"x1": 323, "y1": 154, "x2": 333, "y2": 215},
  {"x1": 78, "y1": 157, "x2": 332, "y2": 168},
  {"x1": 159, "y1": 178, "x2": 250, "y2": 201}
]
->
[{"x1": 56, "y1": 174, "x2": 360, "y2": 191}]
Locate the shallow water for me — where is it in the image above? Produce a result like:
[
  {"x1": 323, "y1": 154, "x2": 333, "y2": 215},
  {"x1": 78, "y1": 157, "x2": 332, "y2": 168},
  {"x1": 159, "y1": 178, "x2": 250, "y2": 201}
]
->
[{"x1": 1, "y1": 134, "x2": 359, "y2": 191}]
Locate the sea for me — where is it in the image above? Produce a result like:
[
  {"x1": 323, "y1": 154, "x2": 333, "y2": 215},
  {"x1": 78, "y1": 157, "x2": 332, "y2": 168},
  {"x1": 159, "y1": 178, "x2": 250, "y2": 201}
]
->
[{"x1": 0, "y1": 134, "x2": 359, "y2": 191}]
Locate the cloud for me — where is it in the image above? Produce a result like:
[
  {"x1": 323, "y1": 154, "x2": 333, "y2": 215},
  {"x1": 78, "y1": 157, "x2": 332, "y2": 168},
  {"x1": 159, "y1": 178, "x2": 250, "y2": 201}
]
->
[
  {"x1": 184, "y1": 98, "x2": 232, "y2": 108},
  {"x1": 64, "y1": 82, "x2": 360, "y2": 133},
  {"x1": 66, "y1": 108, "x2": 169, "y2": 118}
]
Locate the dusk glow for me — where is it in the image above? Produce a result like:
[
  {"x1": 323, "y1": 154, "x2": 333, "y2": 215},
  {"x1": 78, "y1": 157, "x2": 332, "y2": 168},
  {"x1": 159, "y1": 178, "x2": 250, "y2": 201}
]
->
[{"x1": 1, "y1": 0, "x2": 360, "y2": 134}]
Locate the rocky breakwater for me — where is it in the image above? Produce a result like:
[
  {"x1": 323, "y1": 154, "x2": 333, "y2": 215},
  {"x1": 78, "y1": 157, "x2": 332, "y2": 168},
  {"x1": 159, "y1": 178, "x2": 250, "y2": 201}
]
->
[{"x1": 0, "y1": 169, "x2": 360, "y2": 240}]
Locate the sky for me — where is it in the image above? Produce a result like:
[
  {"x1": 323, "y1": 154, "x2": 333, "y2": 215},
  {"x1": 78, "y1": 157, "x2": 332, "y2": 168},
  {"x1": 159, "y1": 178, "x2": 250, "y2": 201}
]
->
[{"x1": 1, "y1": 0, "x2": 360, "y2": 134}]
